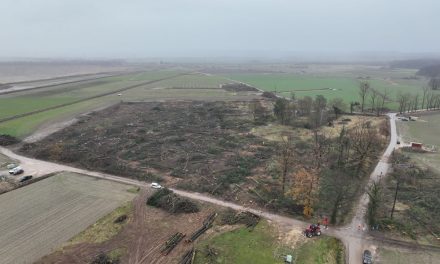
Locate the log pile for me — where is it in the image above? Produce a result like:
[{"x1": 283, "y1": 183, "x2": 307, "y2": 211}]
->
[
  {"x1": 186, "y1": 213, "x2": 217, "y2": 243},
  {"x1": 161, "y1": 232, "x2": 186, "y2": 255},
  {"x1": 178, "y1": 247, "x2": 195, "y2": 264}
]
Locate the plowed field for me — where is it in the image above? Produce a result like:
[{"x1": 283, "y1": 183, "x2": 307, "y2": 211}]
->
[{"x1": 0, "y1": 172, "x2": 135, "y2": 264}]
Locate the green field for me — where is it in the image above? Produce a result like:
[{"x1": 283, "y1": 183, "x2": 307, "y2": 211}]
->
[
  {"x1": 397, "y1": 112, "x2": 440, "y2": 172},
  {"x1": 377, "y1": 247, "x2": 440, "y2": 264},
  {"x1": 0, "y1": 71, "x2": 251, "y2": 138},
  {"x1": 194, "y1": 221, "x2": 290, "y2": 264},
  {"x1": 225, "y1": 70, "x2": 435, "y2": 109},
  {"x1": 294, "y1": 236, "x2": 345, "y2": 264}
]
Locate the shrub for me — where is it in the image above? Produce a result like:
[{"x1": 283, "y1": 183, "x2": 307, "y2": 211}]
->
[
  {"x1": 91, "y1": 252, "x2": 120, "y2": 264},
  {"x1": 0, "y1": 134, "x2": 19, "y2": 146},
  {"x1": 146, "y1": 188, "x2": 199, "y2": 214},
  {"x1": 113, "y1": 215, "x2": 127, "y2": 224}
]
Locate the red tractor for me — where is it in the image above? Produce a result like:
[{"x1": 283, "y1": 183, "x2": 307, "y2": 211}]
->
[{"x1": 304, "y1": 224, "x2": 321, "y2": 238}]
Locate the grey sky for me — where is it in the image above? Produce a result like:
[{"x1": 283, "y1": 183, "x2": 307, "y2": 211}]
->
[{"x1": 1, "y1": 0, "x2": 439, "y2": 58}]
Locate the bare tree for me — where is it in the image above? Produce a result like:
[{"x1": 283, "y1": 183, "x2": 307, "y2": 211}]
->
[
  {"x1": 359, "y1": 81, "x2": 370, "y2": 112},
  {"x1": 377, "y1": 88, "x2": 389, "y2": 116},
  {"x1": 421, "y1": 86, "x2": 430, "y2": 110},
  {"x1": 369, "y1": 89, "x2": 378, "y2": 113},
  {"x1": 329, "y1": 97, "x2": 347, "y2": 118},
  {"x1": 429, "y1": 78, "x2": 440, "y2": 90},
  {"x1": 348, "y1": 121, "x2": 380, "y2": 177},
  {"x1": 397, "y1": 92, "x2": 411, "y2": 114},
  {"x1": 277, "y1": 136, "x2": 295, "y2": 195},
  {"x1": 298, "y1": 96, "x2": 313, "y2": 116}
]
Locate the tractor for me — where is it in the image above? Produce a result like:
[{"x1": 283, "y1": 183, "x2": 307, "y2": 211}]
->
[{"x1": 304, "y1": 224, "x2": 321, "y2": 238}]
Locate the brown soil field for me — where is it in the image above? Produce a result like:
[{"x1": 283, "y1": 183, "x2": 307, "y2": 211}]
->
[
  {"x1": 21, "y1": 100, "x2": 278, "y2": 205},
  {"x1": 0, "y1": 172, "x2": 135, "y2": 264}
]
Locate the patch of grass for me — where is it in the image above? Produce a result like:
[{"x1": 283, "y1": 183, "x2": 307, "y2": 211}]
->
[
  {"x1": 194, "y1": 220, "x2": 289, "y2": 264},
  {"x1": 68, "y1": 202, "x2": 133, "y2": 245},
  {"x1": 126, "y1": 187, "x2": 140, "y2": 193},
  {"x1": 107, "y1": 248, "x2": 126, "y2": 261},
  {"x1": 0, "y1": 153, "x2": 15, "y2": 168},
  {"x1": 378, "y1": 247, "x2": 440, "y2": 264},
  {"x1": 295, "y1": 236, "x2": 345, "y2": 264},
  {"x1": 226, "y1": 72, "x2": 437, "y2": 110}
]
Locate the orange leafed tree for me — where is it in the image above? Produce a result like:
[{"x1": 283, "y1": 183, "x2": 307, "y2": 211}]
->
[{"x1": 290, "y1": 168, "x2": 319, "y2": 217}]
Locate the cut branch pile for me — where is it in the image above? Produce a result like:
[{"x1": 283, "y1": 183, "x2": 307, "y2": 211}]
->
[
  {"x1": 234, "y1": 211, "x2": 261, "y2": 228},
  {"x1": 160, "y1": 232, "x2": 186, "y2": 255},
  {"x1": 186, "y1": 212, "x2": 217, "y2": 243}
]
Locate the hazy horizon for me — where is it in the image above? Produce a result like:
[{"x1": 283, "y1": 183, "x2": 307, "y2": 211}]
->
[{"x1": 1, "y1": 0, "x2": 439, "y2": 59}]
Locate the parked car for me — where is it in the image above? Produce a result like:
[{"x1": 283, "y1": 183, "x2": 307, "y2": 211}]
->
[
  {"x1": 363, "y1": 250, "x2": 373, "y2": 264},
  {"x1": 150, "y1": 182, "x2": 163, "y2": 189},
  {"x1": 397, "y1": 140, "x2": 401, "y2": 145},
  {"x1": 19, "y1": 175, "x2": 33, "y2": 183},
  {"x1": 9, "y1": 166, "x2": 24, "y2": 175}
]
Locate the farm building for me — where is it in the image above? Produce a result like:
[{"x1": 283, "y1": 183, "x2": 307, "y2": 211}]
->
[{"x1": 411, "y1": 142, "x2": 423, "y2": 149}]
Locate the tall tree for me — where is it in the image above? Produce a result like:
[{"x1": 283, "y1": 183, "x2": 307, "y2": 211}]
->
[
  {"x1": 274, "y1": 98, "x2": 288, "y2": 124},
  {"x1": 298, "y1": 96, "x2": 313, "y2": 116},
  {"x1": 377, "y1": 88, "x2": 389, "y2": 116},
  {"x1": 359, "y1": 81, "x2": 370, "y2": 112},
  {"x1": 348, "y1": 122, "x2": 380, "y2": 177},
  {"x1": 421, "y1": 86, "x2": 430, "y2": 110},
  {"x1": 290, "y1": 168, "x2": 319, "y2": 217},
  {"x1": 310, "y1": 95, "x2": 327, "y2": 128},
  {"x1": 429, "y1": 78, "x2": 440, "y2": 90},
  {"x1": 367, "y1": 181, "x2": 382, "y2": 227},
  {"x1": 329, "y1": 98, "x2": 347, "y2": 119},
  {"x1": 277, "y1": 136, "x2": 295, "y2": 195},
  {"x1": 369, "y1": 89, "x2": 378, "y2": 113}
]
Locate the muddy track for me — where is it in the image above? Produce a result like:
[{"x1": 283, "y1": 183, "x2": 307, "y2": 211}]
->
[{"x1": 0, "y1": 73, "x2": 186, "y2": 124}]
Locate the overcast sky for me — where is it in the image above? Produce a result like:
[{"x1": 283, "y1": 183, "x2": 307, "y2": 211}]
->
[{"x1": 1, "y1": 0, "x2": 439, "y2": 59}]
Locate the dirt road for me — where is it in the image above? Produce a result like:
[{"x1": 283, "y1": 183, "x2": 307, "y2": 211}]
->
[{"x1": 0, "y1": 113, "x2": 422, "y2": 264}]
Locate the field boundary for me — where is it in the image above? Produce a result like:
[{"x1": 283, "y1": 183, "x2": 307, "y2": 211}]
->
[{"x1": 0, "y1": 172, "x2": 58, "y2": 195}]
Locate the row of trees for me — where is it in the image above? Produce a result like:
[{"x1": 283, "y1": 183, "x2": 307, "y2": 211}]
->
[
  {"x1": 396, "y1": 87, "x2": 440, "y2": 113},
  {"x1": 358, "y1": 80, "x2": 389, "y2": 115},
  {"x1": 358, "y1": 79, "x2": 440, "y2": 115}
]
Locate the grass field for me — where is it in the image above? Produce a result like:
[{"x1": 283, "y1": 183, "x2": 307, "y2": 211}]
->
[
  {"x1": 294, "y1": 236, "x2": 345, "y2": 264},
  {"x1": 377, "y1": 247, "x2": 440, "y2": 264},
  {"x1": 194, "y1": 221, "x2": 290, "y2": 264},
  {"x1": 0, "y1": 172, "x2": 135, "y2": 264},
  {"x1": 0, "y1": 71, "x2": 252, "y2": 138},
  {"x1": 225, "y1": 69, "x2": 437, "y2": 110},
  {"x1": 397, "y1": 112, "x2": 440, "y2": 172}
]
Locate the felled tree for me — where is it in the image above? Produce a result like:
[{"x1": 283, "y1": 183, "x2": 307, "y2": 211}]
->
[{"x1": 289, "y1": 168, "x2": 319, "y2": 217}]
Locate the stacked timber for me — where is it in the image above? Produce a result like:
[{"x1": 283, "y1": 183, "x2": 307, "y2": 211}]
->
[
  {"x1": 161, "y1": 232, "x2": 186, "y2": 255},
  {"x1": 179, "y1": 247, "x2": 195, "y2": 264},
  {"x1": 186, "y1": 212, "x2": 217, "y2": 243}
]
